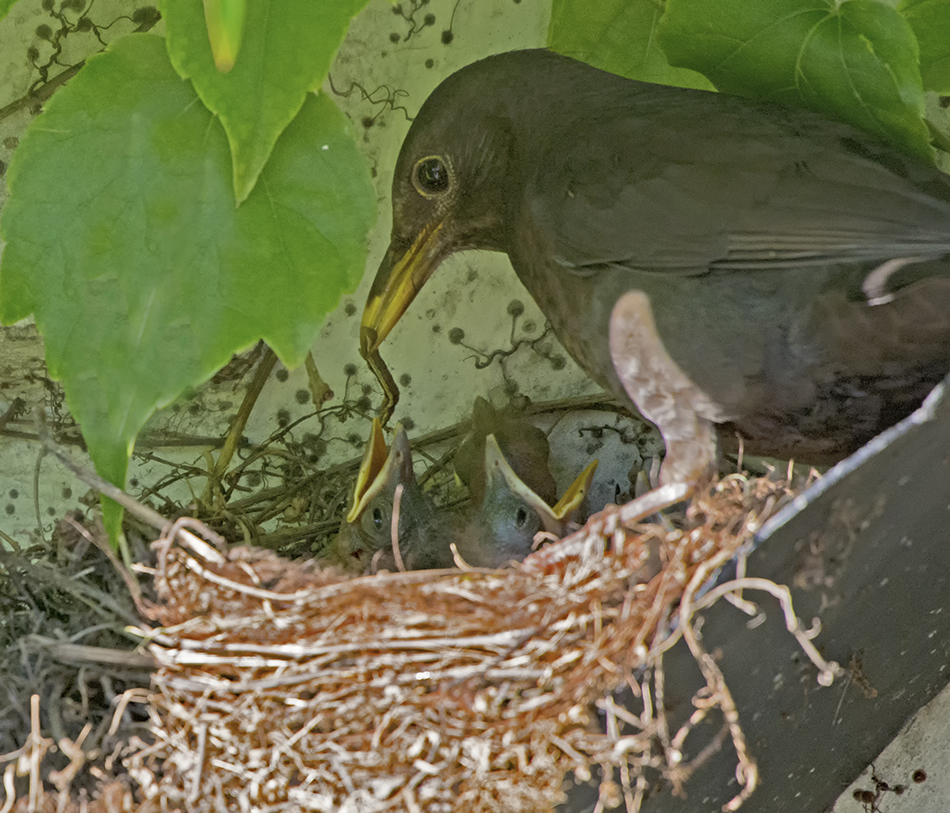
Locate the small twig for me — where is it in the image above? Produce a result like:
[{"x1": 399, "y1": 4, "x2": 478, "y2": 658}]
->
[
  {"x1": 29, "y1": 694, "x2": 47, "y2": 812},
  {"x1": 0, "y1": 61, "x2": 82, "y2": 122},
  {"x1": 35, "y1": 408, "x2": 167, "y2": 531},
  {"x1": 32, "y1": 445, "x2": 47, "y2": 543},
  {"x1": 61, "y1": 514, "x2": 148, "y2": 616},
  {"x1": 109, "y1": 688, "x2": 150, "y2": 737},
  {"x1": 204, "y1": 345, "x2": 277, "y2": 505},
  {"x1": 681, "y1": 620, "x2": 758, "y2": 812},
  {"x1": 188, "y1": 723, "x2": 208, "y2": 804},
  {"x1": 523, "y1": 483, "x2": 690, "y2": 573},
  {"x1": 0, "y1": 398, "x2": 25, "y2": 432},
  {"x1": 0, "y1": 763, "x2": 15, "y2": 813},
  {"x1": 652, "y1": 653, "x2": 675, "y2": 772},
  {"x1": 22, "y1": 635, "x2": 153, "y2": 669},
  {"x1": 48, "y1": 723, "x2": 91, "y2": 792},
  {"x1": 0, "y1": 9, "x2": 160, "y2": 124},
  {"x1": 0, "y1": 528, "x2": 21, "y2": 553},
  {"x1": 550, "y1": 734, "x2": 587, "y2": 767}
]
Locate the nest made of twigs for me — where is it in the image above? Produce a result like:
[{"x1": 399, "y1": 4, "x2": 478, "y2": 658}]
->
[{"x1": 122, "y1": 473, "x2": 842, "y2": 813}]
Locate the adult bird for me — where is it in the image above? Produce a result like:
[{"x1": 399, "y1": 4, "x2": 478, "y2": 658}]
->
[{"x1": 361, "y1": 49, "x2": 950, "y2": 489}]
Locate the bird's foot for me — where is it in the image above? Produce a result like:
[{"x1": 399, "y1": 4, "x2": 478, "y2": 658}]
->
[{"x1": 521, "y1": 482, "x2": 690, "y2": 575}]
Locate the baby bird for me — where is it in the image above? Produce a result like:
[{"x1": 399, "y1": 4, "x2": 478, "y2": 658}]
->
[
  {"x1": 324, "y1": 419, "x2": 434, "y2": 573},
  {"x1": 326, "y1": 404, "x2": 598, "y2": 573},
  {"x1": 450, "y1": 397, "x2": 597, "y2": 567},
  {"x1": 453, "y1": 434, "x2": 598, "y2": 568},
  {"x1": 454, "y1": 396, "x2": 557, "y2": 506}
]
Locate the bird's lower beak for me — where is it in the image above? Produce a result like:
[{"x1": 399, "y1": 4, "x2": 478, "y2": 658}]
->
[
  {"x1": 361, "y1": 221, "x2": 446, "y2": 356},
  {"x1": 551, "y1": 460, "x2": 599, "y2": 521},
  {"x1": 346, "y1": 421, "x2": 413, "y2": 523}
]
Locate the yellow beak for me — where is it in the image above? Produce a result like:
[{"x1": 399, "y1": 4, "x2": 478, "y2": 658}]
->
[
  {"x1": 346, "y1": 418, "x2": 389, "y2": 524},
  {"x1": 346, "y1": 419, "x2": 412, "y2": 524},
  {"x1": 361, "y1": 221, "x2": 447, "y2": 356},
  {"x1": 551, "y1": 459, "x2": 599, "y2": 522}
]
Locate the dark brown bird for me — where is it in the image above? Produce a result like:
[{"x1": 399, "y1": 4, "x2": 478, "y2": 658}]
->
[{"x1": 361, "y1": 49, "x2": 950, "y2": 487}]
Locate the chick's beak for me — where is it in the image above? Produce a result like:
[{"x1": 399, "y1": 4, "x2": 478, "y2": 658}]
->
[
  {"x1": 483, "y1": 435, "x2": 560, "y2": 534},
  {"x1": 361, "y1": 220, "x2": 448, "y2": 356}
]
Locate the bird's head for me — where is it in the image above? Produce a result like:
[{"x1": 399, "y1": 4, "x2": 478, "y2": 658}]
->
[
  {"x1": 458, "y1": 434, "x2": 599, "y2": 568},
  {"x1": 329, "y1": 419, "x2": 433, "y2": 572},
  {"x1": 360, "y1": 52, "x2": 567, "y2": 356},
  {"x1": 454, "y1": 396, "x2": 556, "y2": 506},
  {"x1": 360, "y1": 49, "x2": 640, "y2": 356}
]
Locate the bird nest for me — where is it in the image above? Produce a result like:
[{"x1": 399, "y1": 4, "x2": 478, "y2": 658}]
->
[{"x1": 126, "y1": 474, "x2": 839, "y2": 813}]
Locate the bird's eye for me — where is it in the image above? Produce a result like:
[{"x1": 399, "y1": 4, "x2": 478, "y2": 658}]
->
[
  {"x1": 412, "y1": 155, "x2": 451, "y2": 197},
  {"x1": 371, "y1": 507, "x2": 385, "y2": 530},
  {"x1": 514, "y1": 506, "x2": 530, "y2": 530}
]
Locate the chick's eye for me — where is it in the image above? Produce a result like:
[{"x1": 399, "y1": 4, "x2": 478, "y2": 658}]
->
[
  {"x1": 413, "y1": 155, "x2": 450, "y2": 196},
  {"x1": 371, "y1": 507, "x2": 385, "y2": 530},
  {"x1": 514, "y1": 506, "x2": 530, "y2": 530}
]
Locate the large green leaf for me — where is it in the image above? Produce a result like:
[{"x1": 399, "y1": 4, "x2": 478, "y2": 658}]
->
[
  {"x1": 0, "y1": 0, "x2": 19, "y2": 23},
  {"x1": 548, "y1": 0, "x2": 714, "y2": 89},
  {"x1": 659, "y1": 0, "x2": 932, "y2": 159},
  {"x1": 161, "y1": 0, "x2": 370, "y2": 202},
  {"x1": 0, "y1": 33, "x2": 375, "y2": 529},
  {"x1": 899, "y1": 0, "x2": 950, "y2": 93}
]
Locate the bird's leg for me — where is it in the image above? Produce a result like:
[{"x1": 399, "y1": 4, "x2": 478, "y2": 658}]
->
[
  {"x1": 658, "y1": 415, "x2": 719, "y2": 487},
  {"x1": 523, "y1": 293, "x2": 728, "y2": 574},
  {"x1": 608, "y1": 291, "x2": 724, "y2": 488}
]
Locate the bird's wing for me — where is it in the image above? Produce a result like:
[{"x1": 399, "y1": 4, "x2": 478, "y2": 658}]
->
[{"x1": 528, "y1": 100, "x2": 950, "y2": 275}]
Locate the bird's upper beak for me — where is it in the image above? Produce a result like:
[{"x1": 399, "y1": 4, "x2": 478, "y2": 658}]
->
[
  {"x1": 361, "y1": 220, "x2": 448, "y2": 356},
  {"x1": 482, "y1": 435, "x2": 559, "y2": 532}
]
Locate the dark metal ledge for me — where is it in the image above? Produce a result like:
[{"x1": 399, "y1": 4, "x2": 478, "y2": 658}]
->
[{"x1": 565, "y1": 375, "x2": 950, "y2": 813}]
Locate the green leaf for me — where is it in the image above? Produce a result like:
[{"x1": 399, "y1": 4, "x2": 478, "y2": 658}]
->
[
  {"x1": 0, "y1": 0, "x2": 20, "y2": 23},
  {"x1": 203, "y1": 0, "x2": 247, "y2": 72},
  {"x1": 0, "y1": 33, "x2": 375, "y2": 532},
  {"x1": 0, "y1": 0, "x2": 16, "y2": 20},
  {"x1": 659, "y1": 0, "x2": 932, "y2": 160},
  {"x1": 548, "y1": 0, "x2": 714, "y2": 89},
  {"x1": 899, "y1": 0, "x2": 950, "y2": 93},
  {"x1": 161, "y1": 0, "x2": 371, "y2": 202}
]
